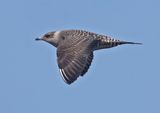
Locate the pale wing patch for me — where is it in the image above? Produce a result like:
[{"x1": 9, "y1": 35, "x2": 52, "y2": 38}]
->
[{"x1": 59, "y1": 69, "x2": 70, "y2": 84}]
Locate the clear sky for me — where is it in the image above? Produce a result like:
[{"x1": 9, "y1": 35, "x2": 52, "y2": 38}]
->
[{"x1": 0, "y1": 0, "x2": 160, "y2": 113}]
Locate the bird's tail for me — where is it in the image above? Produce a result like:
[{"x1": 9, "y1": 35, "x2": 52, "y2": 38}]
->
[
  {"x1": 94, "y1": 36, "x2": 142, "y2": 50},
  {"x1": 118, "y1": 41, "x2": 142, "y2": 45}
]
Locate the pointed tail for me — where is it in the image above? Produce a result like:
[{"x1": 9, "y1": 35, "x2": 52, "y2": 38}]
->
[
  {"x1": 94, "y1": 36, "x2": 142, "y2": 50},
  {"x1": 118, "y1": 41, "x2": 142, "y2": 45}
]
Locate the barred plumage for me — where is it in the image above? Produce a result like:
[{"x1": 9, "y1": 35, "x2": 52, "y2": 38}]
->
[{"x1": 36, "y1": 29, "x2": 142, "y2": 84}]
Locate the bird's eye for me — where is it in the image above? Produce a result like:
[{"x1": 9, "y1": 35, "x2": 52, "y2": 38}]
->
[
  {"x1": 45, "y1": 34, "x2": 50, "y2": 38},
  {"x1": 62, "y1": 36, "x2": 65, "y2": 40}
]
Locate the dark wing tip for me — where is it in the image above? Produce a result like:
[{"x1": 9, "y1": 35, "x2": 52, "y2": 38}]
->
[{"x1": 59, "y1": 69, "x2": 77, "y2": 85}]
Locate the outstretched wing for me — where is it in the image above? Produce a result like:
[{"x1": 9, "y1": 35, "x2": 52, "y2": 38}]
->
[
  {"x1": 57, "y1": 47, "x2": 93, "y2": 84},
  {"x1": 56, "y1": 30, "x2": 94, "y2": 84}
]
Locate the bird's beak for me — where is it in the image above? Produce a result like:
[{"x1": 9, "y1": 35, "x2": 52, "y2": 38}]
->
[{"x1": 35, "y1": 37, "x2": 42, "y2": 41}]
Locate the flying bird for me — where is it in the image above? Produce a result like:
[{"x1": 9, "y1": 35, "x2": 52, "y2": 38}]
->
[{"x1": 36, "y1": 29, "x2": 141, "y2": 84}]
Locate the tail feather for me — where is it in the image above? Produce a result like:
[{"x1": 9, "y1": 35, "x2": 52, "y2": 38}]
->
[
  {"x1": 94, "y1": 36, "x2": 142, "y2": 50},
  {"x1": 119, "y1": 41, "x2": 142, "y2": 45}
]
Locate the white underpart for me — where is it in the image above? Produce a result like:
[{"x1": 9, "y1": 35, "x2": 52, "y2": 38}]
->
[{"x1": 59, "y1": 69, "x2": 69, "y2": 83}]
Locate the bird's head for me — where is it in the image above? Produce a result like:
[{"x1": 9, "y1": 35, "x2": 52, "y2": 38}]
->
[{"x1": 35, "y1": 31, "x2": 60, "y2": 47}]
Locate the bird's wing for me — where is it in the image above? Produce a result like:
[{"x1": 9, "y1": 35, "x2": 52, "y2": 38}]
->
[{"x1": 57, "y1": 42, "x2": 93, "y2": 84}]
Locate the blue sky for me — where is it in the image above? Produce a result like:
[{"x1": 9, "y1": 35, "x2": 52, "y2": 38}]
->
[{"x1": 0, "y1": 0, "x2": 160, "y2": 113}]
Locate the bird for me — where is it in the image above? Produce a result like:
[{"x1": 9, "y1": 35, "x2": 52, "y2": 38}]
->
[{"x1": 35, "y1": 29, "x2": 142, "y2": 84}]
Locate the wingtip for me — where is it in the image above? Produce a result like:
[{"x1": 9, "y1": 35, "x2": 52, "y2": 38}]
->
[{"x1": 59, "y1": 69, "x2": 74, "y2": 85}]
